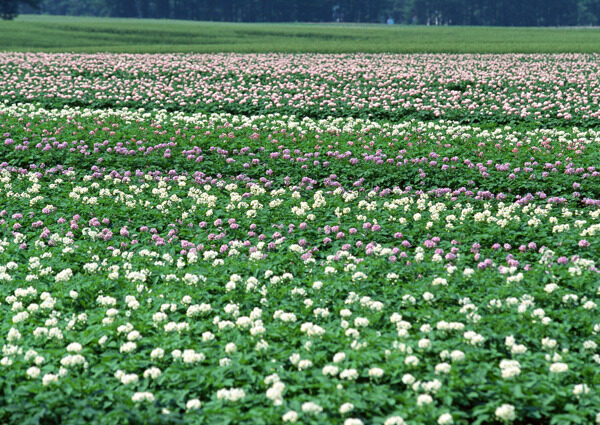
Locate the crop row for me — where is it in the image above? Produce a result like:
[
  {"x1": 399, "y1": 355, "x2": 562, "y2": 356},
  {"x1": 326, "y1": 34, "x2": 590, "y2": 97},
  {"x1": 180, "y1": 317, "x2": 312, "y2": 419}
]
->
[
  {"x1": 2, "y1": 105, "x2": 600, "y2": 202},
  {"x1": 1, "y1": 53, "x2": 600, "y2": 126}
]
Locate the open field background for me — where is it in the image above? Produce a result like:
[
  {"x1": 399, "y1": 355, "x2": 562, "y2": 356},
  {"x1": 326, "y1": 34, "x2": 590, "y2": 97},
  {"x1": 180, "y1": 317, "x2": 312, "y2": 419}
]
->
[{"x1": 1, "y1": 15, "x2": 600, "y2": 53}]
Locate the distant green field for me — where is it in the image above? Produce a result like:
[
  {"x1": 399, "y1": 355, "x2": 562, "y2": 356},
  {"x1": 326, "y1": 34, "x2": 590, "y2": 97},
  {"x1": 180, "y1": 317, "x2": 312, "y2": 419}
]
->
[{"x1": 1, "y1": 14, "x2": 599, "y2": 53}]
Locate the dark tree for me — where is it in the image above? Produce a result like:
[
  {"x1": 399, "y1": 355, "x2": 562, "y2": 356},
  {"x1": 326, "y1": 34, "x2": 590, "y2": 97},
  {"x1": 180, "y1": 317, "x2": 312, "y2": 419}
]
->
[
  {"x1": 1, "y1": 0, "x2": 42, "y2": 19},
  {"x1": 106, "y1": 0, "x2": 136, "y2": 18}
]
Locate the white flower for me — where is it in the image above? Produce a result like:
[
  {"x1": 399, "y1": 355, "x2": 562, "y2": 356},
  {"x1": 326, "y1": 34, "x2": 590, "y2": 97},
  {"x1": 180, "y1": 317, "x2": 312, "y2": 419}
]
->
[
  {"x1": 143, "y1": 367, "x2": 162, "y2": 380},
  {"x1": 333, "y1": 352, "x2": 346, "y2": 363},
  {"x1": 26, "y1": 366, "x2": 40, "y2": 378},
  {"x1": 48, "y1": 327, "x2": 63, "y2": 340},
  {"x1": 549, "y1": 362, "x2": 568, "y2": 373},
  {"x1": 435, "y1": 363, "x2": 451, "y2": 374},
  {"x1": 573, "y1": 384, "x2": 590, "y2": 397},
  {"x1": 384, "y1": 417, "x2": 407, "y2": 425},
  {"x1": 186, "y1": 399, "x2": 201, "y2": 411},
  {"x1": 464, "y1": 331, "x2": 485, "y2": 346},
  {"x1": 339, "y1": 402, "x2": 354, "y2": 414},
  {"x1": 297, "y1": 359, "x2": 313, "y2": 370},
  {"x1": 60, "y1": 354, "x2": 87, "y2": 368},
  {"x1": 499, "y1": 359, "x2": 521, "y2": 379},
  {"x1": 405, "y1": 355, "x2": 419, "y2": 366},
  {"x1": 301, "y1": 402, "x2": 323, "y2": 414},
  {"x1": 418, "y1": 338, "x2": 431, "y2": 349},
  {"x1": 201, "y1": 331, "x2": 215, "y2": 341},
  {"x1": 354, "y1": 317, "x2": 369, "y2": 327},
  {"x1": 541, "y1": 337, "x2": 557, "y2": 349},
  {"x1": 12, "y1": 311, "x2": 29, "y2": 324},
  {"x1": 495, "y1": 404, "x2": 516, "y2": 421},
  {"x1": 216, "y1": 388, "x2": 245, "y2": 402},
  {"x1": 151, "y1": 347, "x2": 164, "y2": 359},
  {"x1": 42, "y1": 373, "x2": 59, "y2": 386},
  {"x1": 322, "y1": 365, "x2": 339, "y2": 376},
  {"x1": 182, "y1": 349, "x2": 205, "y2": 364},
  {"x1": 340, "y1": 368, "x2": 358, "y2": 380},
  {"x1": 132, "y1": 392, "x2": 155, "y2": 403},
  {"x1": 432, "y1": 277, "x2": 447, "y2": 286},
  {"x1": 417, "y1": 394, "x2": 433, "y2": 406},
  {"x1": 7, "y1": 327, "x2": 21, "y2": 341},
  {"x1": 344, "y1": 419, "x2": 363, "y2": 425},
  {"x1": 402, "y1": 374, "x2": 415, "y2": 385},
  {"x1": 266, "y1": 381, "x2": 285, "y2": 405},
  {"x1": 282, "y1": 411, "x2": 298, "y2": 423},
  {"x1": 120, "y1": 342, "x2": 137, "y2": 353},
  {"x1": 368, "y1": 367, "x2": 384, "y2": 378},
  {"x1": 450, "y1": 350, "x2": 465, "y2": 362},
  {"x1": 511, "y1": 344, "x2": 527, "y2": 355},
  {"x1": 55, "y1": 269, "x2": 73, "y2": 282},
  {"x1": 66, "y1": 342, "x2": 82, "y2": 353},
  {"x1": 117, "y1": 372, "x2": 138, "y2": 385},
  {"x1": 255, "y1": 339, "x2": 269, "y2": 351},
  {"x1": 422, "y1": 379, "x2": 442, "y2": 393},
  {"x1": 438, "y1": 413, "x2": 453, "y2": 425},
  {"x1": 127, "y1": 330, "x2": 141, "y2": 341}
]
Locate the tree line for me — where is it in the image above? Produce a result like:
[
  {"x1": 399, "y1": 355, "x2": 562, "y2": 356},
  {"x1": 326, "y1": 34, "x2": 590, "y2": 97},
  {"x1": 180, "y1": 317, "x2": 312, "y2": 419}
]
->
[{"x1": 8, "y1": 0, "x2": 600, "y2": 25}]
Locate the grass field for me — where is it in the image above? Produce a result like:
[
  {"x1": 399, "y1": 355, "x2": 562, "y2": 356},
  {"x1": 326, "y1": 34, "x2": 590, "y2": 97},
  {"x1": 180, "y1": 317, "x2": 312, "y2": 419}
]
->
[{"x1": 1, "y1": 14, "x2": 600, "y2": 53}]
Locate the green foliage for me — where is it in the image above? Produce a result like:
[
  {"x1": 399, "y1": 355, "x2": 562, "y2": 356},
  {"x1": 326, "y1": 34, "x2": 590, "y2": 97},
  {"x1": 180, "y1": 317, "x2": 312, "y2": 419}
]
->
[{"x1": 2, "y1": 15, "x2": 600, "y2": 53}]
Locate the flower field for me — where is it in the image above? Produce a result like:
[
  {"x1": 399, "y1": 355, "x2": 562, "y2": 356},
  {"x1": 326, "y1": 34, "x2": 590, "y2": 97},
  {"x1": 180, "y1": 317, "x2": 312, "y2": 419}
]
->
[
  {"x1": 2, "y1": 53, "x2": 600, "y2": 125},
  {"x1": 1, "y1": 53, "x2": 600, "y2": 425}
]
